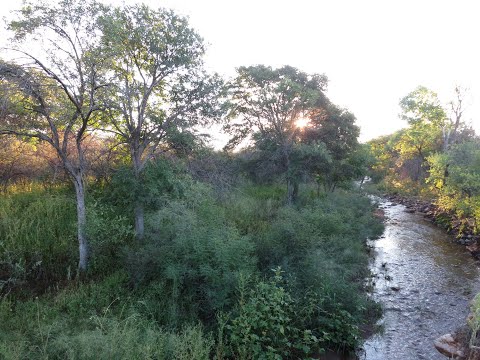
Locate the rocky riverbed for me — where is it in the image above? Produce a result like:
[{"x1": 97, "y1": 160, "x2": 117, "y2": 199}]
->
[
  {"x1": 384, "y1": 194, "x2": 480, "y2": 259},
  {"x1": 360, "y1": 198, "x2": 480, "y2": 359}
]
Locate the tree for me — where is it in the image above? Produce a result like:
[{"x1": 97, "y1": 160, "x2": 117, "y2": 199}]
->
[
  {"x1": 445, "y1": 85, "x2": 472, "y2": 149},
  {"x1": 396, "y1": 86, "x2": 446, "y2": 181},
  {"x1": 99, "y1": 4, "x2": 224, "y2": 239},
  {"x1": 225, "y1": 65, "x2": 329, "y2": 203},
  {"x1": 0, "y1": 0, "x2": 109, "y2": 271},
  {"x1": 302, "y1": 104, "x2": 361, "y2": 191},
  {"x1": 427, "y1": 140, "x2": 480, "y2": 232}
]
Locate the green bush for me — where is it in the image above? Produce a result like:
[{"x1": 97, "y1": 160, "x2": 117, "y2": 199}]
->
[
  {"x1": 0, "y1": 179, "x2": 383, "y2": 358},
  {"x1": 227, "y1": 269, "x2": 322, "y2": 359},
  {"x1": 224, "y1": 188, "x2": 383, "y2": 352},
  {"x1": 86, "y1": 201, "x2": 134, "y2": 275},
  {"x1": 126, "y1": 183, "x2": 257, "y2": 326}
]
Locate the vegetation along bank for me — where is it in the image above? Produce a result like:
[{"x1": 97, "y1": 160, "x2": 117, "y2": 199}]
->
[{"x1": 0, "y1": 1, "x2": 384, "y2": 359}]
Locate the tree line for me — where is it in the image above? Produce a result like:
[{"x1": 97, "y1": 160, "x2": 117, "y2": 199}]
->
[
  {"x1": 368, "y1": 85, "x2": 480, "y2": 234},
  {"x1": 0, "y1": 0, "x2": 366, "y2": 271}
]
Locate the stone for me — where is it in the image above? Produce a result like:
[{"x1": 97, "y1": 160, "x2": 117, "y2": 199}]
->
[{"x1": 434, "y1": 333, "x2": 466, "y2": 359}]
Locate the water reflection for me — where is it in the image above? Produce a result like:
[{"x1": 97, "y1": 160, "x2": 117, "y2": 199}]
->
[{"x1": 361, "y1": 200, "x2": 480, "y2": 360}]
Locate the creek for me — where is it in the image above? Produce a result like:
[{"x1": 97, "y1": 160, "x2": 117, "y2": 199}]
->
[{"x1": 359, "y1": 198, "x2": 480, "y2": 359}]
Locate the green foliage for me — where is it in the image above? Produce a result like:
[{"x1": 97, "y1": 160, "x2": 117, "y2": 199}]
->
[
  {"x1": 54, "y1": 271, "x2": 131, "y2": 321},
  {"x1": 427, "y1": 141, "x2": 480, "y2": 233},
  {"x1": 399, "y1": 86, "x2": 447, "y2": 127},
  {"x1": 369, "y1": 86, "x2": 457, "y2": 190},
  {"x1": 469, "y1": 293, "x2": 480, "y2": 347},
  {"x1": 223, "y1": 186, "x2": 383, "y2": 352},
  {"x1": 106, "y1": 159, "x2": 181, "y2": 212},
  {"x1": 126, "y1": 182, "x2": 256, "y2": 326},
  {"x1": 0, "y1": 306, "x2": 212, "y2": 360},
  {"x1": 0, "y1": 180, "x2": 383, "y2": 358},
  {"x1": 86, "y1": 201, "x2": 134, "y2": 275},
  {"x1": 48, "y1": 318, "x2": 212, "y2": 360},
  {"x1": 0, "y1": 191, "x2": 76, "y2": 293},
  {"x1": 0, "y1": 0, "x2": 388, "y2": 356},
  {"x1": 99, "y1": 3, "x2": 225, "y2": 239},
  {"x1": 0, "y1": 268, "x2": 214, "y2": 359},
  {"x1": 225, "y1": 65, "x2": 335, "y2": 203},
  {"x1": 227, "y1": 269, "x2": 321, "y2": 359},
  {"x1": 225, "y1": 65, "x2": 329, "y2": 150}
]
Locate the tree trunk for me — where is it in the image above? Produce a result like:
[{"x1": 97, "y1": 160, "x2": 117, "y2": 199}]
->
[
  {"x1": 73, "y1": 176, "x2": 88, "y2": 272},
  {"x1": 287, "y1": 178, "x2": 295, "y2": 205},
  {"x1": 132, "y1": 150, "x2": 145, "y2": 241},
  {"x1": 285, "y1": 150, "x2": 296, "y2": 205},
  {"x1": 293, "y1": 181, "x2": 299, "y2": 200},
  {"x1": 134, "y1": 200, "x2": 145, "y2": 241}
]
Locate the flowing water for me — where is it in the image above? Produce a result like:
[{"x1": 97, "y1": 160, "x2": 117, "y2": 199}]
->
[{"x1": 359, "y1": 199, "x2": 480, "y2": 359}]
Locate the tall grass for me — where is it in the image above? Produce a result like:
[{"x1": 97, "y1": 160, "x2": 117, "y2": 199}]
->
[{"x1": 0, "y1": 190, "x2": 77, "y2": 293}]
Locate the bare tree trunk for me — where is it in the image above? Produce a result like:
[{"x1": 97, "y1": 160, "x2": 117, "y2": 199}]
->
[{"x1": 73, "y1": 176, "x2": 88, "y2": 272}]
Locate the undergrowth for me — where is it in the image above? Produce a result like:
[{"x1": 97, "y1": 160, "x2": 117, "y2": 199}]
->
[{"x1": 0, "y1": 178, "x2": 383, "y2": 358}]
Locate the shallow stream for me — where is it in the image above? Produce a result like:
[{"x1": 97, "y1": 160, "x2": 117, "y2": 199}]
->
[{"x1": 360, "y1": 198, "x2": 480, "y2": 359}]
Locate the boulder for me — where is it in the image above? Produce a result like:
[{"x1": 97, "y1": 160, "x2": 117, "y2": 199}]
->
[{"x1": 434, "y1": 333, "x2": 466, "y2": 359}]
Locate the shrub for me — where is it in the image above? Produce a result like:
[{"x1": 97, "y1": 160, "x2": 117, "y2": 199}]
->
[
  {"x1": 227, "y1": 269, "x2": 321, "y2": 359},
  {"x1": 227, "y1": 188, "x2": 383, "y2": 352},
  {"x1": 86, "y1": 201, "x2": 134, "y2": 275},
  {"x1": 126, "y1": 182, "x2": 257, "y2": 326}
]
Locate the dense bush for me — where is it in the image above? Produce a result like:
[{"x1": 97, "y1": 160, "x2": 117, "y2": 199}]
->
[
  {"x1": 126, "y1": 182, "x2": 257, "y2": 327},
  {"x1": 0, "y1": 174, "x2": 383, "y2": 358},
  {"x1": 227, "y1": 269, "x2": 322, "y2": 359},
  {"x1": 428, "y1": 141, "x2": 480, "y2": 234},
  {"x1": 221, "y1": 187, "x2": 383, "y2": 353}
]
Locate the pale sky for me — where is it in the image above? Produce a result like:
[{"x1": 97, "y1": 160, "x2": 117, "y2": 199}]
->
[{"x1": 1, "y1": 0, "x2": 480, "y2": 146}]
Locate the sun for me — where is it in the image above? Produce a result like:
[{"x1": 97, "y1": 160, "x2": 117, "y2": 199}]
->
[{"x1": 295, "y1": 117, "x2": 310, "y2": 128}]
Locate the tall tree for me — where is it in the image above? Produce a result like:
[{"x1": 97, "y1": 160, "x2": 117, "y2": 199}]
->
[
  {"x1": 0, "y1": 0, "x2": 109, "y2": 271},
  {"x1": 99, "y1": 4, "x2": 224, "y2": 239},
  {"x1": 225, "y1": 65, "x2": 328, "y2": 203},
  {"x1": 397, "y1": 86, "x2": 446, "y2": 180}
]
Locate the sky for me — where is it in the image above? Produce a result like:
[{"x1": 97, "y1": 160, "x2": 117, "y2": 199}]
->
[{"x1": 1, "y1": 0, "x2": 480, "y2": 146}]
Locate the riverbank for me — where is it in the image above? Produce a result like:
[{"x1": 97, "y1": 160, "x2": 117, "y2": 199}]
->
[{"x1": 0, "y1": 186, "x2": 385, "y2": 359}]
